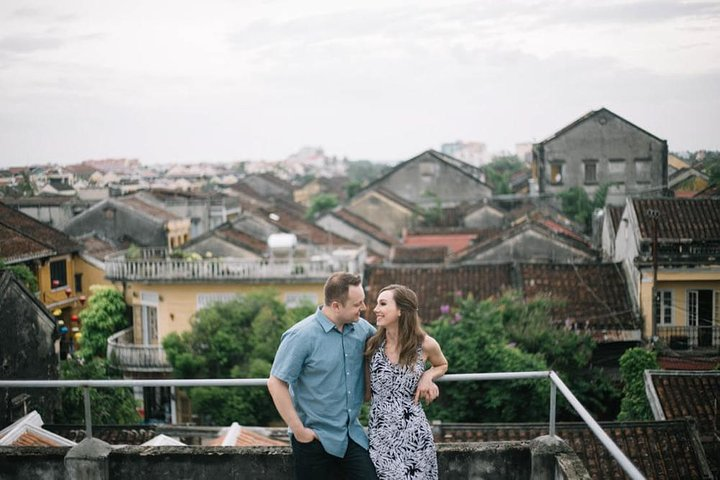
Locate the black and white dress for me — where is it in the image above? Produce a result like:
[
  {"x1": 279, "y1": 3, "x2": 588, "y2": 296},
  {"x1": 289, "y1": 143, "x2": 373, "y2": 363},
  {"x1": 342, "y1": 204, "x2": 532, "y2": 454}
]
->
[{"x1": 368, "y1": 339, "x2": 438, "y2": 480}]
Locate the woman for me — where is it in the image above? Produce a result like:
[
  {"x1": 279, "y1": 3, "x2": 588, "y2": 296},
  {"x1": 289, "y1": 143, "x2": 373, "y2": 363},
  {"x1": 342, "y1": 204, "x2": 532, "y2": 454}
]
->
[{"x1": 365, "y1": 284, "x2": 448, "y2": 480}]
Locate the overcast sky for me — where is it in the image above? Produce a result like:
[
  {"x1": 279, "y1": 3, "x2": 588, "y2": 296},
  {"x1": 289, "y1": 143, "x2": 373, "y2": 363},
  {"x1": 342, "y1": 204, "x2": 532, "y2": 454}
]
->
[{"x1": 1, "y1": 0, "x2": 719, "y2": 167}]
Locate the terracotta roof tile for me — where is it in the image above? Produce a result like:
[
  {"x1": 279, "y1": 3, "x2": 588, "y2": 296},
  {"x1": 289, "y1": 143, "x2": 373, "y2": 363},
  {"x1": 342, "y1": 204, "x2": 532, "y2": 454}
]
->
[
  {"x1": 45, "y1": 425, "x2": 158, "y2": 445},
  {"x1": 632, "y1": 198, "x2": 720, "y2": 240},
  {"x1": 117, "y1": 196, "x2": 180, "y2": 222},
  {"x1": 519, "y1": 263, "x2": 639, "y2": 333},
  {"x1": 365, "y1": 264, "x2": 513, "y2": 323},
  {"x1": 390, "y1": 246, "x2": 449, "y2": 264},
  {"x1": 438, "y1": 420, "x2": 711, "y2": 480},
  {"x1": 648, "y1": 371, "x2": 720, "y2": 439},
  {"x1": 403, "y1": 232, "x2": 479, "y2": 254},
  {"x1": 0, "y1": 201, "x2": 80, "y2": 261}
]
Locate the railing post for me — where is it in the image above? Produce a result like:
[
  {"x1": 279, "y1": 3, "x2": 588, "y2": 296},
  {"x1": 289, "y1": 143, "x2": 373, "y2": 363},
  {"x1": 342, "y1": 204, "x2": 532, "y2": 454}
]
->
[
  {"x1": 83, "y1": 387, "x2": 93, "y2": 439},
  {"x1": 549, "y1": 380, "x2": 557, "y2": 438}
]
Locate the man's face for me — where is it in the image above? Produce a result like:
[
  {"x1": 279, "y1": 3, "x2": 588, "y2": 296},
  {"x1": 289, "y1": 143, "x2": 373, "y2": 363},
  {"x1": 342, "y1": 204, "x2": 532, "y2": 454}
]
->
[{"x1": 334, "y1": 284, "x2": 366, "y2": 324}]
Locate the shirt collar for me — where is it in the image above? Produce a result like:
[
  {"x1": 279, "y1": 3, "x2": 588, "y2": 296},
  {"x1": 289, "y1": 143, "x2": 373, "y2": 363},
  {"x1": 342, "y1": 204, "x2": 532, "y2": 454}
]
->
[{"x1": 315, "y1": 306, "x2": 355, "y2": 333}]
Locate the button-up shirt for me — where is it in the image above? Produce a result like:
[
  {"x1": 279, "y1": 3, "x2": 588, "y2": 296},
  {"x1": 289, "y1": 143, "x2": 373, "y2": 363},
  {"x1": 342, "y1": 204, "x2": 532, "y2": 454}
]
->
[{"x1": 271, "y1": 306, "x2": 376, "y2": 457}]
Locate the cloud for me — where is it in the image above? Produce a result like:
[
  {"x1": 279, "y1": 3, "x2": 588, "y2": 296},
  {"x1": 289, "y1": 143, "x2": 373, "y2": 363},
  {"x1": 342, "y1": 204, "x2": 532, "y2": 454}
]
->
[{"x1": 0, "y1": 34, "x2": 66, "y2": 54}]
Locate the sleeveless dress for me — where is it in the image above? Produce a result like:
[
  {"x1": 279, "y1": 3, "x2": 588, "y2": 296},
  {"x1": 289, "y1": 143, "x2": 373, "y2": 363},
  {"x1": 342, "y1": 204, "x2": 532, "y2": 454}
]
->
[{"x1": 368, "y1": 339, "x2": 438, "y2": 480}]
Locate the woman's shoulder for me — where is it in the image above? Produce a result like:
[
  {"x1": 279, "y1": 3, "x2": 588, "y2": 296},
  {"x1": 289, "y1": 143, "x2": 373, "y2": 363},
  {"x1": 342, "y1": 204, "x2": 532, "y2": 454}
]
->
[{"x1": 421, "y1": 334, "x2": 441, "y2": 352}]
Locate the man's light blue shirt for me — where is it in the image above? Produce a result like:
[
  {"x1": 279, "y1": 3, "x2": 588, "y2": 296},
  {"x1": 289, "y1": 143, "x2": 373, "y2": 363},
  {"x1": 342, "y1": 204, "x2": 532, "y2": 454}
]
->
[{"x1": 271, "y1": 306, "x2": 376, "y2": 458}]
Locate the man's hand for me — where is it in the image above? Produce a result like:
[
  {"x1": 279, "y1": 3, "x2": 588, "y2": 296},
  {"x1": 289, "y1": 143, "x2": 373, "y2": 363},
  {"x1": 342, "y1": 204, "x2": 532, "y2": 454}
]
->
[
  {"x1": 293, "y1": 425, "x2": 318, "y2": 443},
  {"x1": 414, "y1": 371, "x2": 440, "y2": 404}
]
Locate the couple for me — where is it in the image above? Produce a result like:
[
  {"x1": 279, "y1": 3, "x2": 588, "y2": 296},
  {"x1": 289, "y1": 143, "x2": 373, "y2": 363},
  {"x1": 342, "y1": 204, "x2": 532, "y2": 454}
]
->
[{"x1": 268, "y1": 272, "x2": 448, "y2": 480}]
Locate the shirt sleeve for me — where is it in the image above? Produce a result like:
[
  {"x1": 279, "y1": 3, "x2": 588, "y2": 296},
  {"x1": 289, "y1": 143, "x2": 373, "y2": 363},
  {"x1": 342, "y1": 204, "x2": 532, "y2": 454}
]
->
[{"x1": 270, "y1": 328, "x2": 309, "y2": 384}]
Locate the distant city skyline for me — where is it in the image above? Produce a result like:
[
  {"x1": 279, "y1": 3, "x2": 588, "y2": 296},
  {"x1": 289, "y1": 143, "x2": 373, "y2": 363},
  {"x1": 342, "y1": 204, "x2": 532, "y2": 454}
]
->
[{"x1": 1, "y1": 0, "x2": 719, "y2": 168}]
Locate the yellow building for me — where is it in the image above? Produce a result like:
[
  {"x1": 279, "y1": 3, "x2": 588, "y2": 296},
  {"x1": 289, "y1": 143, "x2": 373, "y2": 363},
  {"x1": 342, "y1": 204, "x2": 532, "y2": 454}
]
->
[
  {"x1": 0, "y1": 202, "x2": 110, "y2": 356},
  {"x1": 104, "y1": 238, "x2": 366, "y2": 423},
  {"x1": 614, "y1": 198, "x2": 720, "y2": 350}
]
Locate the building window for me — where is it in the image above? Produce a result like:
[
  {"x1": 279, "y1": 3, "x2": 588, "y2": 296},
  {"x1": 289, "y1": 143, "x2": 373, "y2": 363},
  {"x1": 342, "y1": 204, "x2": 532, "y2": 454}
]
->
[
  {"x1": 634, "y1": 157, "x2": 652, "y2": 182},
  {"x1": 419, "y1": 161, "x2": 438, "y2": 178},
  {"x1": 608, "y1": 158, "x2": 625, "y2": 181},
  {"x1": 583, "y1": 160, "x2": 598, "y2": 184},
  {"x1": 74, "y1": 273, "x2": 83, "y2": 293},
  {"x1": 549, "y1": 162, "x2": 564, "y2": 185},
  {"x1": 654, "y1": 290, "x2": 672, "y2": 325},
  {"x1": 50, "y1": 259, "x2": 68, "y2": 288},
  {"x1": 140, "y1": 292, "x2": 159, "y2": 346}
]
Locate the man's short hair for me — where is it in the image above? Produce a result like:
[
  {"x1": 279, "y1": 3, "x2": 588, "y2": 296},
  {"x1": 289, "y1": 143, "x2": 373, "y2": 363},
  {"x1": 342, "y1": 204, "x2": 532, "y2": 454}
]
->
[{"x1": 324, "y1": 272, "x2": 362, "y2": 306}]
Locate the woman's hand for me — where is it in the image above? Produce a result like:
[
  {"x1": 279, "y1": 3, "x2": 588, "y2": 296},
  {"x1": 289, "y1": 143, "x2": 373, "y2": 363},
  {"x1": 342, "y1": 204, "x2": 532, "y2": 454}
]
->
[{"x1": 414, "y1": 371, "x2": 439, "y2": 404}]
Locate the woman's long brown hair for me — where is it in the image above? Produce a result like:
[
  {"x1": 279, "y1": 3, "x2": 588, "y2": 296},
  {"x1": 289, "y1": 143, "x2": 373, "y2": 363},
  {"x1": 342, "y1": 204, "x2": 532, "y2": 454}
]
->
[{"x1": 365, "y1": 284, "x2": 425, "y2": 367}]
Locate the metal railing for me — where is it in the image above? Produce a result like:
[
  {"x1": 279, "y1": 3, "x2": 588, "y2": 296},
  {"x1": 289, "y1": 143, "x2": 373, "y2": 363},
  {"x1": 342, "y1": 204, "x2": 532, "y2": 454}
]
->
[
  {"x1": 656, "y1": 325, "x2": 720, "y2": 349},
  {"x1": 0, "y1": 371, "x2": 645, "y2": 480}
]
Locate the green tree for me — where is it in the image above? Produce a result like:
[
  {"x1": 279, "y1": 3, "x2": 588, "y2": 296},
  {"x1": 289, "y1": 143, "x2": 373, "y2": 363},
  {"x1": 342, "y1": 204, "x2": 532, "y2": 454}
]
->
[
  {"x1": 420, "y1": 191, "x2": 443, "y2": 227},
  {"x1": 617, "y1": 347, "x2": 658, "y2": 421},
  {"x1": 77, "y1": 286, "x2": 128, "y2": 360},
  {"x1": 0, "y1": 260, "x2": 38, "y2": 292},
  {"x1": 424, "y1": 293, "x2": 618, "y2": 422},
  {"x1": 56, "y1": 285, "x2": 139, "y2": 425},
  {"x1": 162, "y1": 290, "x2": 314, "y2": 425},
  {"x1": 483, "y1": 154, "x2": 525, "y2": 195},
  {"x1": 558, "y1": 183, "x2": 611, "y2": 233},
  {"x1": 305, "y1": 193, "x2": 339, "y2": 220}
]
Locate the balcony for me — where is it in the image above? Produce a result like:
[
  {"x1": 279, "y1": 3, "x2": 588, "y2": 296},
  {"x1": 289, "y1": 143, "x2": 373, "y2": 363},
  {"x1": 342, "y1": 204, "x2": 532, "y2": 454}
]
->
[
  {"x1": 657, "y1": 325, "x2": 720, "y2": 350},
  {"x1": 104, "y1": 247, "x2": 364, "y2": 282},
  {"x1": 107, "y1": 328, "x2": 172, "y2": 373}
]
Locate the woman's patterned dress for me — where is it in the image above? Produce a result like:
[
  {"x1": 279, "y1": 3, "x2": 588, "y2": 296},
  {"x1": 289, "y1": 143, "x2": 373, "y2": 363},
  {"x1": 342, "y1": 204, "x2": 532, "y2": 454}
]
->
[{"x1": 368, "y1": 339, "x2": 438, "y2": 480}]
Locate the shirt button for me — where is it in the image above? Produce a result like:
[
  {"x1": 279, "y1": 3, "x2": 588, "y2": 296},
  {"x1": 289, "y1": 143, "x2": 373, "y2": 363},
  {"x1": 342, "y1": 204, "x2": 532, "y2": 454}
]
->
[{"x1": 346, "y1": 371, "x2": 350, "y2": 375}]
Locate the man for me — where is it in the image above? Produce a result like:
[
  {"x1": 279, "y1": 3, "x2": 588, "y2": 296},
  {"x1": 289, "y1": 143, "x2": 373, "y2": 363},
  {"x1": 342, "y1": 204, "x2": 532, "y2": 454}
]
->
[{"x1": 268, "y1": 272, "x2": 378, "y2": 480}]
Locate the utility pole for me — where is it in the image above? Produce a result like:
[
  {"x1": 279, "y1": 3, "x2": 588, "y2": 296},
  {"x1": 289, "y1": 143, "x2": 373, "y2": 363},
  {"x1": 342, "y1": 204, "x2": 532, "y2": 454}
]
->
[{"x1": 647, "y1": 208, "x2": 660, "y2": 342}]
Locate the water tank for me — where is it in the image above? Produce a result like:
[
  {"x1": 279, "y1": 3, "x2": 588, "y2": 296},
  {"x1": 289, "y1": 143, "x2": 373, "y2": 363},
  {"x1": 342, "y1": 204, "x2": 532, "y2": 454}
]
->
[{"x1": 267, "y1": 233, "x2": 297, "y2": 250}]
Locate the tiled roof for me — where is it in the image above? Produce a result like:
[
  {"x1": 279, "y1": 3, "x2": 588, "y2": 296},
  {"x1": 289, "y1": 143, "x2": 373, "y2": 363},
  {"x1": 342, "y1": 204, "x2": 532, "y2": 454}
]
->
[
  {"x1": 208, "y1": 423, "x2": 288, "y2": 447},
  {"x1": 0, "y1": 223, "x2": 55, "y2": 263},
  {"x1": 77, "y1": 234, "x2": 119, "y2": 260},
  {"x1": 403, "y1": 232, "x2": 479, "y2": 254},
  {"x1": 215, "y1": 224, "x2": 270, "y2": 255},
  {"x1": 646, "y1": 370, "x2": 720, "y2": 438},
  {"x1": 0, "y1": 412, "x2": 76, "y2": 447},
  {"x1": 646, "y1": 370, "x2": 720, "y2": 478},
  {"x1": 117, "y1": 196, "x2": 180, "y2": 222},
  {"x1": 365, "y1": 264, "x2": 514, "y2": 323},
  {"x1": 453, "y1": 219, "x2": 595, "y2": 262},
  {"x1": 632, "y1": 198, "x2": 720, "y2": 240},
  {"x1": 0, "y1": 201, "x2": 80, "y2": 262},
  {"x1": 260, "y1": 207, "x2": 358, "y2": 248},
  {"x1": 437, "y1": 420, "x2": 712, "y2": 480},
  {"x1": 519, "y1": 263, "x2": 639, "y2": 332},
  {"x1": 694, "y1": 184, "x2": 720, "y2": 198},
  {"x1": 2, "y1": 195, "x2": 77, "y2": 207},
  {"x1": 45, "y1": 425, "x2": 159, "y2": 445},
  {"x1": 365, "y1": 262, "x2": 640, "y2": 336},
  {"x1": 657, "y1": 356, "x2": 720, "y2": 371},
  {"x1": 390, "y1": 246, "x2": 449, "y2": 264}
]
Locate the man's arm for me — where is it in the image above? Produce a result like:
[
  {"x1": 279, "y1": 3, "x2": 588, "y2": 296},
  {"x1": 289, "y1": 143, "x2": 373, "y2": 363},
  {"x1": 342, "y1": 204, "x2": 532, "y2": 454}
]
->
[{"x1": 267, "y1": 375, "x2": 317, "y2": 442}]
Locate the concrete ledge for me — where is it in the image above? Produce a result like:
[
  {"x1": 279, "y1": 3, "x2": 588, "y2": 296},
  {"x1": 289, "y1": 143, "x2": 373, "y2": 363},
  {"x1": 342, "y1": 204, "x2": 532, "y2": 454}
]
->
[{"x1": 0, "y1": 438, "x2": 592, "y2": 479}]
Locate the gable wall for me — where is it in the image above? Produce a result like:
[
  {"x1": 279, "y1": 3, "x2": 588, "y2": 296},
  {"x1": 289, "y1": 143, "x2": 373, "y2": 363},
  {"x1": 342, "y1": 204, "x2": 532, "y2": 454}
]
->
[
  {"x1": 539, "y1": 113, "x2": 667, "y2": 206},
  {"x1": 378, "y1": 157, "x2": 491, "y2": 207}
]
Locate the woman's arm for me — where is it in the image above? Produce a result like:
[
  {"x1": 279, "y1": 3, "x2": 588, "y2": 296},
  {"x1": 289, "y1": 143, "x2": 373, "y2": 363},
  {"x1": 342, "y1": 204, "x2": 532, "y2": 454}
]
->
[{"x1": 414, "y1": 335, "x2": 449, "y2": 404}]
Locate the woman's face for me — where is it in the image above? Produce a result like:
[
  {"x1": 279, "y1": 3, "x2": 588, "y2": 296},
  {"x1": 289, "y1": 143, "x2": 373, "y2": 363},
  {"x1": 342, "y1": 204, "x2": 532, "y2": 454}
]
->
[{"x1": 374, "y1": 290, "x2": 400, "y2": 328}]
